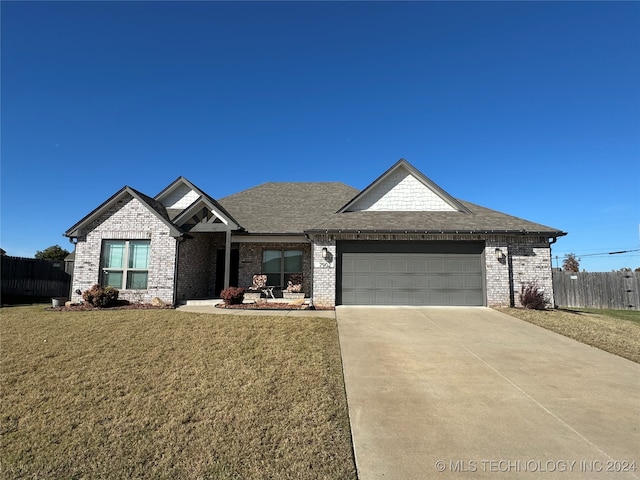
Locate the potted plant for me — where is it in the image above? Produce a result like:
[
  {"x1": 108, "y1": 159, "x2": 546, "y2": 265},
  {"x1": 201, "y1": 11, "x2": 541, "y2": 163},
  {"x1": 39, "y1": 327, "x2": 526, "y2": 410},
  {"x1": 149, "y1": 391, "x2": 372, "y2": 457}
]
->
[{"x1": 282, "y1": 274, "x2": 304, "y2": 300}]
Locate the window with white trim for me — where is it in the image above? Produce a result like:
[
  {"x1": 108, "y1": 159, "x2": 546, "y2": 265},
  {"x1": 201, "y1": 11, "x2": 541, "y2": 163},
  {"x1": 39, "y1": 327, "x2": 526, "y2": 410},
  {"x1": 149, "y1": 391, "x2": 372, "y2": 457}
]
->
[
  {"x1": 262, "y1": 249, "x2": 302, "y2": 286},
  {"x1": 100, "y1": 240, "x2": 150, "y2": 289}
]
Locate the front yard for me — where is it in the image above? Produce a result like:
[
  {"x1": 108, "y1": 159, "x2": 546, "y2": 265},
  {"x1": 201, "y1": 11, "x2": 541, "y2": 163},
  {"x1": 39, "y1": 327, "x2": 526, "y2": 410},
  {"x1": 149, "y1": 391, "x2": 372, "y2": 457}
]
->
[
  {"x1": 0, "y1": 306, "x2": 357, "y2": 479},
  {"x1": 494, "y1": 307, "x2": 640, "y2": 363}
]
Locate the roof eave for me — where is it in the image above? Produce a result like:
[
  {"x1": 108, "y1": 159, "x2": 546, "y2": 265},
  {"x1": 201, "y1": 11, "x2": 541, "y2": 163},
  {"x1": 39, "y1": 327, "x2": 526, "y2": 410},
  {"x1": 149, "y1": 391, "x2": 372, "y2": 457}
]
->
[
  {"x1": 64, "y1": 186, "x2": 183, "y2": 239},
  {"x1": 305, "y1": 228, "x2": 567, "y2": 237}
]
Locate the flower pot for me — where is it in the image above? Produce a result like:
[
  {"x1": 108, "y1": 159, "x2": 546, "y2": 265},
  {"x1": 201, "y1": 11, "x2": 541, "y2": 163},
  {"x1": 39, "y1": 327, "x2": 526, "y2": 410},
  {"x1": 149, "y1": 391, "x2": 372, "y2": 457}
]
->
[
  {"x1": 52, "y1": 297, "x2": 66, "y2": 307},
  {"x1": 244, "y1": 292, "x2": 262, "y2": 302},
  {"x1": 282, "y1": 292, "x2": 304, "y2": 300}
]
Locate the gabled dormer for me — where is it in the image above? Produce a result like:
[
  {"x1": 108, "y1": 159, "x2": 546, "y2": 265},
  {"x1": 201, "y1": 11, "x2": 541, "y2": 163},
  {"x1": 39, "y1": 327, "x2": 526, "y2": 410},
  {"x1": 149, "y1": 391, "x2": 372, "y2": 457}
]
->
[
  {"x1": 155, "y1": 177, "x2": 241, "y2": 232},
  {"x1": 338, "y1": 159, "x2": 472, "y2": 213}
]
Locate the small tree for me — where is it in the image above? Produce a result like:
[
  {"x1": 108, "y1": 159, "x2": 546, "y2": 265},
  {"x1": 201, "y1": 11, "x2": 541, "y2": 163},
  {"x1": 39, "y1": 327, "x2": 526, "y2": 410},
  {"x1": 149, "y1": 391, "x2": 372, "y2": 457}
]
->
[
  {"x1": 562, "y1": 253, "x2": 580, "y2": 273},
  {"x1": 35, "y1": 244, "x2": 70, "y2": 261}
]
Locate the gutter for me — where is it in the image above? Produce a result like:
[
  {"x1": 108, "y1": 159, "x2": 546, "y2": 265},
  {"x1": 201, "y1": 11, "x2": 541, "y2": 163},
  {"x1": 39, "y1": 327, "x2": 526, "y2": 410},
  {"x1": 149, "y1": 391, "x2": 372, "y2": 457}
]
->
[{"x1": 305, "y1": 228, "x2": 567, "y2": 238}]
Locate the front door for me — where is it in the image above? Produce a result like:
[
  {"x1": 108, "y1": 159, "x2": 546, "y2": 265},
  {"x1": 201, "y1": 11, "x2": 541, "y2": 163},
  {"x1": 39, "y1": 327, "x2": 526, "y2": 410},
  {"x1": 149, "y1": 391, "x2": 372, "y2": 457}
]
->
[{"x1": 215, "y1": 249, "x2": 239, "y2": 295}]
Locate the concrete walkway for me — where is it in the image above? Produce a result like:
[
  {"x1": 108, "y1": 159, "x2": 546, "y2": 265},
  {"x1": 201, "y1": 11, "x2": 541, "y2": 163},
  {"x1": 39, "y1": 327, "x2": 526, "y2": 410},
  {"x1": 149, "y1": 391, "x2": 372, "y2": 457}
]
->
[
  {"x1": 336, "y1": 306, "x2": 640, "y2": 480},
  {"x1": 177, "y1": 304, "x2": 336, "y2": 318}
]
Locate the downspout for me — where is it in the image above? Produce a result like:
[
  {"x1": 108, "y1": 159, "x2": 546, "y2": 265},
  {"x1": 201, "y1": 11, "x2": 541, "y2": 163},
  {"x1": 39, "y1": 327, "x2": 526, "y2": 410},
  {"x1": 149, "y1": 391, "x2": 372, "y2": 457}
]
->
[
  {"x1": 304, "y1": 232, "x2": 314, "y2": 307},
  {"x1": 548, "y1": 236, "x2": 558, "y2": 308}
]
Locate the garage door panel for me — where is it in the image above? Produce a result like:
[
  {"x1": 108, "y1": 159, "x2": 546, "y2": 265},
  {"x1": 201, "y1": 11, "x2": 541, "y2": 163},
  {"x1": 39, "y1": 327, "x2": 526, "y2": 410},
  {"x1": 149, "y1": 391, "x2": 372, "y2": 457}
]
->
[
  {"x1": 341, "y1": 249, "x2": 485, "y2": 306},
  {"x1": 448, "y1": 275, "x2": 464, "y2": 289},
  {"x1": 374, "y1": 275, "x2": 390, "y2": 288},
  {"x1": 374, "y1": 290, "x2": 393, "y2": 304},
  {"x1": 410, "y1": 258, "x2": 428, "y2": 272},
  {"x1": 391, "y1": 274, "x2": 412, "y2": 289},
  {"x1": 388, "y1": 257, "x2": 409, "y2": 273},
  {"x1": 466, "y1": 274, "x2": 484, "y2": 289},
  {"x1": 411, "y1": 276, "x2": 428, "y2": 289},
  {"x1": 428, "y1": 257, "x2": 445, "y2": 271},
  {"x1": 354, "y1": 258, "x2": 372, "y2": 272},
  {"x1": 391, "y1": 290, "x2": 411, "y2": 304},
  {"x1": 428, "y1": 275, "x2": 447, "y2": 289}
]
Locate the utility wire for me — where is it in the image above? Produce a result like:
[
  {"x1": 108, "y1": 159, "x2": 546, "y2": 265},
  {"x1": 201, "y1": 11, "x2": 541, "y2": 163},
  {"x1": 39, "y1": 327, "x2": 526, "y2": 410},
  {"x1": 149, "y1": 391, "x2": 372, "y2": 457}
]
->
[{"x1": 552, "y1": 248, "x2": 640, "y2": 258}]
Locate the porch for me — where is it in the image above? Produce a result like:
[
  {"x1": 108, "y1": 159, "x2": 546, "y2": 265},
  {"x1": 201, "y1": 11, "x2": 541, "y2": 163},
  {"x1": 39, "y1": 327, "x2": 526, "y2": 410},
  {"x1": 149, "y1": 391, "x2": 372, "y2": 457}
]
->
[{"x1": 175, "y1": 233, "x2": 313, "y2": 304}]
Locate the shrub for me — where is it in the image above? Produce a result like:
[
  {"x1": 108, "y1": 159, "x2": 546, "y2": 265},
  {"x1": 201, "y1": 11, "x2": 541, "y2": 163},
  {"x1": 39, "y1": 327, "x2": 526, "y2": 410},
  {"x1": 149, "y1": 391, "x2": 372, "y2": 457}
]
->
[
  {"x1": 220, "y1": 287, "x2": 245, "y2": 305},
  {"x1": 82, "y1": 284, "x2": 120, "y2": 308},
  {"x1": 519, "y1": 282, "x2": 549, "y2": 310},
  {"x1": 286, "y1": 274, "x2": 303, "y2": 293}
]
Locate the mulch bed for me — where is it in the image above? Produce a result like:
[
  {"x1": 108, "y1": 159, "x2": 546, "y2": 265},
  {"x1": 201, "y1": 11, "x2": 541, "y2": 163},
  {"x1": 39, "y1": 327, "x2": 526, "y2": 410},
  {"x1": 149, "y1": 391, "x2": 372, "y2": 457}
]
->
[
  {"x1": 46, "y1": 302, "x2": 174, "y2": 312},
  {"x1": 216, "y1": 303, "x2": 334, "y2": 311}
]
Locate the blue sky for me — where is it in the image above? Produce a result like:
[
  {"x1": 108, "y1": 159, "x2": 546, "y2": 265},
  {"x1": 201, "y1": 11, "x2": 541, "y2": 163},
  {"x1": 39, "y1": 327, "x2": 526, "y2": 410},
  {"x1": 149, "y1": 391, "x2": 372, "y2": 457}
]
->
[{"x1": 1, "y1": 1, "x2": 639, "y2": 271}]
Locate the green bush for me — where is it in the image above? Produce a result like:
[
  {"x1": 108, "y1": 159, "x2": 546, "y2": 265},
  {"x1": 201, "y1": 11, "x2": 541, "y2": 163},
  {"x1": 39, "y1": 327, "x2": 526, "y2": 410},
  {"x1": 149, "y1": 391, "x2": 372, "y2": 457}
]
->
[
  {"x1": 82, "y1": 284, "x2": 120, "y2": 308},
  {"x1": 220, "y1": 287, "x2": 245, "y2": 305}
]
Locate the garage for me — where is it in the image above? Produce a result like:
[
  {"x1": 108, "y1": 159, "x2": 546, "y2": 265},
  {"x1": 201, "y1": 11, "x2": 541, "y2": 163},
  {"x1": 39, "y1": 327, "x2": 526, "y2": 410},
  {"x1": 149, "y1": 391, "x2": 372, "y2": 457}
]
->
[{"x1": 337, "y1": 241, "x2": 485, "y2": 306}]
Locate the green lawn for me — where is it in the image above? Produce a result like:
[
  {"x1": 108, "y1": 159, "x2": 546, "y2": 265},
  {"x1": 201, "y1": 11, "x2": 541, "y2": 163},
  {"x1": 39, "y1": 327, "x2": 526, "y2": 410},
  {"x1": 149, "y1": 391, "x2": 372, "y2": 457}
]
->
[{"x1": 0, "y1": 306, "x2": 357, "y2": 479}]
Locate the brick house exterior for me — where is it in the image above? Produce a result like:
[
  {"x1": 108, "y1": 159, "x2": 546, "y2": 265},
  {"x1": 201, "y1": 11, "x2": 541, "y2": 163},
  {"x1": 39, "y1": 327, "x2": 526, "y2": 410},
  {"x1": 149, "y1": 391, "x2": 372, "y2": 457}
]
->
[{"x1": 65, "y1": 159, "x2": 565, "y2": 307}]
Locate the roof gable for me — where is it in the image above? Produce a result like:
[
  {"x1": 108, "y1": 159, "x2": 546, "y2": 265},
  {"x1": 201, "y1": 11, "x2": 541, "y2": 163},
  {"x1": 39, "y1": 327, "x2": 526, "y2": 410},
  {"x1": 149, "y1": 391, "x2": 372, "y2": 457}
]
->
[
  {"x1": 65, "y1": 186, "x2": 182, "y2": 238},
  {"x1": 155, "y1": 177, "x2": 205, "y2": 209},
  {"x1": 339, "y1": 159, "x2": 471, "y2": 214},
  {"x1": 172, "y1": 196, "x2": 240, "y2": 231},
  {"x1": 155, "y1": 177, "x2": 241, "y2": 230}
]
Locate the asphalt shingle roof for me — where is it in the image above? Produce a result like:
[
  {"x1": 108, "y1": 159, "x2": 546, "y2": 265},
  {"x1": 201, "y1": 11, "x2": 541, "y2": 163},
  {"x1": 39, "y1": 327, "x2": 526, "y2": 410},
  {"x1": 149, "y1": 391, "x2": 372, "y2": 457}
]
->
[
  {"x1": 307, "y1": 200, "x2": 564, "y2": 235},
  {"x1": 219, "y1": 182, "x2": 359, "y2": 234},
  {"x1": 218, "y1": 182, "x2": 564, "y2": 236}
]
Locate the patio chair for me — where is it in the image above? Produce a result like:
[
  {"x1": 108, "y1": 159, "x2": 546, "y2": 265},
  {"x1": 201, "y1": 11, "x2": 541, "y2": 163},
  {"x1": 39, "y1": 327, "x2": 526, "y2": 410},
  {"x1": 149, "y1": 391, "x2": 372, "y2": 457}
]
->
[{"x1": 251, "y1": 274, "x2": 275, "y2": 299}]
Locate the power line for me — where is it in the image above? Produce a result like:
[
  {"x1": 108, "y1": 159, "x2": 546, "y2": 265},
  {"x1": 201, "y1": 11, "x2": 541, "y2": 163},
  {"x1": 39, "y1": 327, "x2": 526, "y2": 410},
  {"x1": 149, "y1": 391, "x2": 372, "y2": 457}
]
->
[{"x1": 552, "y1": 248, "x2": 640, "y2": 258}]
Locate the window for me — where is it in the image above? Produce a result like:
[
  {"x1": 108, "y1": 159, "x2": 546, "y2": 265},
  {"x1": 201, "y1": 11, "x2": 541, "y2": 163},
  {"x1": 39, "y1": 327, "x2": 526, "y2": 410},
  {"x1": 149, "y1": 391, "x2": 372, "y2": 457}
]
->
[
  {"x1": 101, "y1": 240, "x2": 150, "y2": 289},
  {"x1": 262, "y1": 249, "x2": 302, "y2": 286}
]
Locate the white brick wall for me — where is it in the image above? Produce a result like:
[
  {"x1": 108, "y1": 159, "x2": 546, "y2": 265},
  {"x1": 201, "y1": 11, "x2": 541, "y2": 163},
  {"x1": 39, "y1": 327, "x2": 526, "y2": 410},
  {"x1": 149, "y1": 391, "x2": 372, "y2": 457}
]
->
[
  {"x1": 71, "y1": 194, "x2": 177, "y2": 304},
  {"x1": 350, "y1": 170, "x2": 456, "y2": 211},
  {"x1": 309, "y1": 233, "x2": 555, "y2": 307},
  {"x1": 510, "y1": 243, "x2": 554, "y2": 307},
  {"x1": 311, "y1": 239, "x2": 337, "y2": 307}
]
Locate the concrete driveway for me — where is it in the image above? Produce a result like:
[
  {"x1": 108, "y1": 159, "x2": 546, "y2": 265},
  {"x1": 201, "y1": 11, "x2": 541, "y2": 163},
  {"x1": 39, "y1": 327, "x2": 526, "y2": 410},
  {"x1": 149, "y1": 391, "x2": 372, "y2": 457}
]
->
[{"x1": 336, "y1": 306, "x2": 640, "y2": 480}]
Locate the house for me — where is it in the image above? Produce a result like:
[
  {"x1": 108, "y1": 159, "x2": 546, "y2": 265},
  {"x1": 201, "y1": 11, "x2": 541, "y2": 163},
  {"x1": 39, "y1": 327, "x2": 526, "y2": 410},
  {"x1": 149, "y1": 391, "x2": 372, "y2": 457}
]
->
[{"x1": 64, "y1": 159, "x2": 566, "y2": 307}]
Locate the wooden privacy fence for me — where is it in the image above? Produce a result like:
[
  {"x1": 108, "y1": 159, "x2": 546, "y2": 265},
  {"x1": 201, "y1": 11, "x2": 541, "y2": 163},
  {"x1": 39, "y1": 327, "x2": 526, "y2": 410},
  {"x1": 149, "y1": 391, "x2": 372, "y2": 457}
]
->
[
  {"x1": 1, "y1": 256, "x2": 71, "y2": 299},
  {"x1": 553, "y1": 271, "x2": 640, "y2": 310}
]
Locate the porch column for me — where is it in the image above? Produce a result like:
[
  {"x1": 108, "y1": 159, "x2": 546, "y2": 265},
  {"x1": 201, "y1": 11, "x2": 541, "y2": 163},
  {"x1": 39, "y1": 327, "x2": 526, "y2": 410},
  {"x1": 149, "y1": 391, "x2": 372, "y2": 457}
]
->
[{"x1": 224, "y1": 229, "x2": 231, "y2": 289}]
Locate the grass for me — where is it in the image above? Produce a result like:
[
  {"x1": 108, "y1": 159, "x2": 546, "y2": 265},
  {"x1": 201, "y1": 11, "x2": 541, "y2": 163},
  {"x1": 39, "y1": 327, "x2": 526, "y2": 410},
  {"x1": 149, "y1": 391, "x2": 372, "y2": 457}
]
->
[
  {"x1": 0, "y1": 306, "x2": 357, "y2": 480},
  {"x1": 571, "y1": 307, "x2": 640, "y2": 325},
  {"x1": 493, "y1": 306, "x2": 640, "y2": 364}
]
